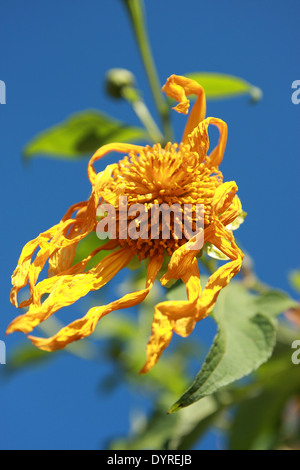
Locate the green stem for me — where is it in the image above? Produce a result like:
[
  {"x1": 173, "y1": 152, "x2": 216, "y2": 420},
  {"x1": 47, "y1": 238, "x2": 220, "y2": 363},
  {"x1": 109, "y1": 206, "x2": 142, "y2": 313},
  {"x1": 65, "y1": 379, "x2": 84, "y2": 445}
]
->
[
  {"x1": 122, "y1": 0, "x2": 173, "y2": 142},
  {"x1": 122, "y1": 86, "x2": 164, "y2": 143}
]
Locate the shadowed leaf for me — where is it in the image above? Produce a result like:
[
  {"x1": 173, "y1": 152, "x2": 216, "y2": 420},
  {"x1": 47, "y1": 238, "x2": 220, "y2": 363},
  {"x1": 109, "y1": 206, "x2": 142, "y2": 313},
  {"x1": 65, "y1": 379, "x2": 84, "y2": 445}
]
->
[
  {"x1": 186, "y1": 73, "x2": 262, "y2": 102},
  {"x1": 24, "y1": 110, "x2": 147, "y2": 160},
  {"x1": 169, "y1": 281, "x2": 296, "y2": 412}
]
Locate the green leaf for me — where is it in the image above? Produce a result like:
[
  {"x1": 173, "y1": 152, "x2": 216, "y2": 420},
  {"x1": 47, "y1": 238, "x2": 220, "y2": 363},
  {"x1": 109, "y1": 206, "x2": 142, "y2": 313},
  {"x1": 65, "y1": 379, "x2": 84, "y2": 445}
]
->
[
  {"x1": 169, "y1": 281, "x2": 295, "y2": 412},
  {"x1": 24, "y1": 110, "x2": 147, "y2": 160},
  {"x1": 72, "y1": 232, "x2": 112, "y2": 269},
  {"x1": 253, "y1": 290, "x2": 298, "y2": 318},
  {"x1": 229, "y1": 353, "x2": 300, "y2": 450},
  {"x1": 109, "y1": 408, "x2": 178, "y2": 450},
  {"x1": 109, "y1": 395, "x2": 223, "y2": 451},
  {"x1": 186, "y1": 73, "x2": 262, "y2": 102},
  {"x1": 173, "y1": 396, "x2": 225, "y2": 450}
]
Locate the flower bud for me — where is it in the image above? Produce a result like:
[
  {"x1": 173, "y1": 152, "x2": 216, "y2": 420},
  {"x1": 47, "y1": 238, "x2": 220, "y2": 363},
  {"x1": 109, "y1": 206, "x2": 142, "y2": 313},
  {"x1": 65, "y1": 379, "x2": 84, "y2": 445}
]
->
[
  {"x1": 250, "y1": 86, "x2": 263, "y2": 103},
  {"x1": 105, "y1": 68, "x2": 136, "y2": 99}
]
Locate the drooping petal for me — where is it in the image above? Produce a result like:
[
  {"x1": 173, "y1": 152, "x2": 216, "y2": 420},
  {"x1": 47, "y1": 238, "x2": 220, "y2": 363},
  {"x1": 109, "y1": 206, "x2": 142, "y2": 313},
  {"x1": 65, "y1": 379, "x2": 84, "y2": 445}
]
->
[
  {"x1": 162, "y1": 75, "x2": 206, "y2": 143},
  {"x1": 48, "y1": 202, "x2": 92, "y2": 278},
  {"x1": 6, "y1": 246, "x2": 133, "y2": 335},
  {"x1": 186, "y1": 119, "x2": 210, "y2": 162},
  {"x1": 28, "y1": 253, "x2": 164, "y2": 351},
  {"x1": 141, "y1": 220, "x2": 243, "y2": 374},
  {"x1": 139, "y1": 309, "x2": 173, "y2": 374},
  {"x1": 10, "y1": 199, "x2": 98, "y2": 308},
  {"x1": 160, "y1": 181, "x2": 240, "y2": 288},
  {"x1": 10, "y1": 163, "x2": 120, "y2": 309},
  {"x1": 194, "y1": 221, "x2": 244, "y2": 321},
  {"x1": 212, "y1": 181, "x2": 238, "y2": 216},
  {"x1": 221, "y1": 195, "x2": 242, "y2": 228},
  {"x1": 57, "y1": 239, "x2": 119, "y2": 277},
  {"x1": 187, "y1": 117, "x2": 227, "y2": 168},
  {"x1": 160, "y1": 229, "x2": 204, "y2": 286},
  {"x1": 205, "y1": 117, "x2": 228, "y2": 168},
  {"x1": 47, "y1": 164, "x2": 121, "y2": 277},
  {"x1": 211, "y1": 181, "x2": 243, "y2": 228},
  {"x1": 140, "y1": 258, "x2": 201, "y2": 373},
  {"x1": 10, "y1": 222, "x2": 71, "y2": 308},
  {"x1": 144, "y1": 208, "x2": 243, "y2": 374}
]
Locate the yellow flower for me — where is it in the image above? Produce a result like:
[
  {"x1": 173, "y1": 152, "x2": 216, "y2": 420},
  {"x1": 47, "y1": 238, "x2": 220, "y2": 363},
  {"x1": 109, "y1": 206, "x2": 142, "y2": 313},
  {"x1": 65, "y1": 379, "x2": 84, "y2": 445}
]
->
[{"x1": 7, "y1": 75, "x2": 244, "y2": 373}]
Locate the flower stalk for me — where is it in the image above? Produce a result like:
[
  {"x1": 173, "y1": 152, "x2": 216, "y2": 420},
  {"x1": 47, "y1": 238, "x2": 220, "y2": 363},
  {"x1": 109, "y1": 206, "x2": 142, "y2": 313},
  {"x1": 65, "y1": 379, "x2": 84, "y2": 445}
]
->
[
  {"x1": 122, "y1": 0, "x2": 173, "y2": 142},
  {"x1": 121, "y1": 85, "x2": 164, "y2": 143}
]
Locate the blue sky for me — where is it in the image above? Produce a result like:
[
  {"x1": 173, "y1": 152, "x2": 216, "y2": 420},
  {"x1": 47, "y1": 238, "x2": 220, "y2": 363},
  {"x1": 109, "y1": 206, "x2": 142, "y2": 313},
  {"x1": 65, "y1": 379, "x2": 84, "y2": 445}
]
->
[{"x1": 0, "y1": 0, "x2": 299, "y2": 450}]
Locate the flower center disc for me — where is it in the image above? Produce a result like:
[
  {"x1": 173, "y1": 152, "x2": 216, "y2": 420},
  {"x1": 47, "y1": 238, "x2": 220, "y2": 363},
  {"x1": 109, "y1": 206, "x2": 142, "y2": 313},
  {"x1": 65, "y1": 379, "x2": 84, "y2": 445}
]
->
[{"x1": 101, "y1": 143, "x2": 222, "y2": 259}]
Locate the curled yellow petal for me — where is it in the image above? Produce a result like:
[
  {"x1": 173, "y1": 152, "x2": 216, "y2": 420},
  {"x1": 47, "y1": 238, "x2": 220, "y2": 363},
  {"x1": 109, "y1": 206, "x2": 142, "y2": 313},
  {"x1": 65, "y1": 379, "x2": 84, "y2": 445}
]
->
[
  {"x1": 10, "y1": 164, "x2": 119, "y2": 310},
  {"x1": 186, "y1": 119, "x2": 210, "y2": 162},
  {"x1": 221, "y1": 196, "x2": 243, "y2": 228},
  {"x1": 160, "y1": 229, "x2": 204, "y2": 286},
  {"x1": 162, "y1": 74, "x2": 206, "y2": 142},
  {"x1": 139, "y1": 309, "x2": 173, "y2": 374},
  {"x1": 140, "y1": 258, "x2": 201, "y2": 373},
  {"x1": 7, "y1": 246, "x2": 133, "y2": 336},
  {"x1": 142, "y1": 219, "x2": 244, "y2": 374},
  {"x1": 48, "y1": 201, "x2": 97, "y2": 277},
  {"x1": 87, "y1": 143, "x2": 144, "y2": 185},
  {"x1": 205, "y1": 117, "x2": 228, "y2": 168},
  {"x1": 195, "y1": 221, "x2": 244, "y2": 321},
  {"x1": 28, "y1": 253, "x2": 164, "y2": 351},
  {"x1": 10, "y1": 222, "x2": 69, "y2": 308},
  {"x1": 212, "y1": 181, "x2": 238, "y2": 215}
]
